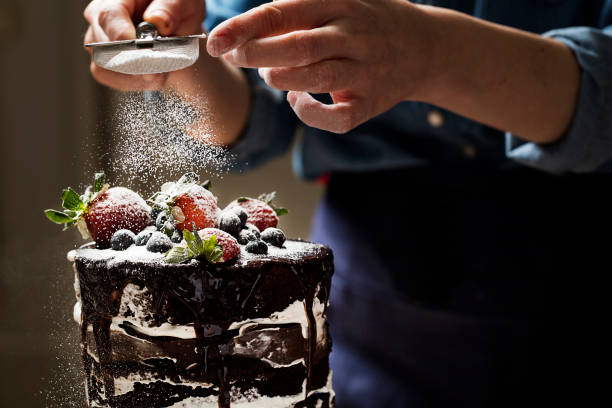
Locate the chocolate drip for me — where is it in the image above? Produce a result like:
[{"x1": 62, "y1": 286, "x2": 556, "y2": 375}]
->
[
  {"x1": 73, "y1": 240, "x2": 334, "y2": 407},
  {"x1": 93, "y1": 316, "x2": 114, "y2": 397}
]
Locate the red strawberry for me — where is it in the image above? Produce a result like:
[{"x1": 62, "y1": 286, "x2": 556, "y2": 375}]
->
[
  {"x1": 197, "y1": 228, "x2": 239, "y2": 261},
  {"x1": 173, "y1": 184, "x2": 220, "y2": 232},
  {"x1": 225, "y1": 198, "x2": 278, "y2": 232},
  {"x1": 85, "y1": 187, "x2": 152, "y2": 247},
  {"x1": 44, "y1": 172, "x2": 152, "y2": 248}
]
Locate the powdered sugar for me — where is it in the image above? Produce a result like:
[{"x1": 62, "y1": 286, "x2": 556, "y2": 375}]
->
[
  {"x1": 107, "y1": 91, "x2": 233, "y2": 193},
  {"x1": 102, "y1": 49, "x2": 196, "y2": 75}
]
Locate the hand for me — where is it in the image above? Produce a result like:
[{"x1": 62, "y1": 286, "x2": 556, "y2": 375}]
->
[
  {"x1": 83, "y1": 0, "x2": 206, "y2": 91},
  {"x1": 207, "y1": 0, "x2": 433, "y2": 133}
]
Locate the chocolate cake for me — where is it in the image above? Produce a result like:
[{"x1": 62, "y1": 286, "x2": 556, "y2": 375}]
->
[{"x1": 69, "y1": 240, "x2": 334, "y2": 407}]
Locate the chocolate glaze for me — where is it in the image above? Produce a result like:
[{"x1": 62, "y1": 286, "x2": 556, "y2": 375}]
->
[{"x1": 73, "y1": 240, "x2": 334, "y2": 407}]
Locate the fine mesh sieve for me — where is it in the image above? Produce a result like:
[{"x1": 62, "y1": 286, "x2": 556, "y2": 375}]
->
[{"x1": 85, "y1": 22, "x2": 207, "y2": 75}]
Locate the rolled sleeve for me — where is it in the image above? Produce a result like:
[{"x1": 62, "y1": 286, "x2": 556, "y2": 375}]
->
[
  {"x1": 228, "y1": 69, "x2": 299, "y2": 171},
  {"x1": 506, "y1": 25, "x2": 612, "y2": 173}
]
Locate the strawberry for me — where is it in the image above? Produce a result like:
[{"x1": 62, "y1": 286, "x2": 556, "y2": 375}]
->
[
  {"x1": 148, "y1": 173, "x2": 220, "y2": 233},
  {"x1": 85, "y1": 187, "x2": 151, "y2": 247},
  {"x1": 166, "y1": 225, "x2": 239, "y2": 264},
  {"x1": 225, "y1": 192, "x2": 288, "y2": 232},
  {"x1": 44, "y1": 172, "x2": 152, "y2": 248},
  {"x1": 197, "y1": 228, "x2": 239, "y2": 262},
  {"x1": 173, "y1": 184, "x2": 219, "y2": 232}
]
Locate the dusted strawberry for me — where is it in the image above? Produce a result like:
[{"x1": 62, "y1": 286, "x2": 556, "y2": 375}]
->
[
  {"x1": 166, "y1": 225, "x2": 240, "y2": 264},
  {"x1": 173, "y1": 184, "x2": 220, "y2": 232},
  {"x1": 148, "y1": 173, "x2": 220, "y2": 233},
  {"x1": 197, "y1": 228, "x2": 239, "y2": 261},
  {"x1": 86, "y1": 187, "x2": 151, "y2": 247},
  {"x1": 225, "y1": 192, "x2": 287, "y2": 232},
  {"x1": 44, "y1": 172, "x2": 152, "y2": 248}
]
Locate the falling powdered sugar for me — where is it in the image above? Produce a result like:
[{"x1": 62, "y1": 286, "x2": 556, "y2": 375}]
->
[{"x1": 108, "y1": 90, "x2": 234, "y2": 192}]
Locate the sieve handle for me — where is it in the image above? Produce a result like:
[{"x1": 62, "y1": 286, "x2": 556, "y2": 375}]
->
[{"x1": 135, "y1": 22, "x2": 159, "y2": 48}]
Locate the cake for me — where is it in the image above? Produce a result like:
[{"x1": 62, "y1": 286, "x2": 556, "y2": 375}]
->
[{"x1": 46, "y1": 173, "x2": 335, "y2": 407}]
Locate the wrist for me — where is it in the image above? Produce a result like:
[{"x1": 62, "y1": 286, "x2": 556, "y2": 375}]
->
[{"x1": 403, "y1": 5, "x2": 455, "y2": 103}]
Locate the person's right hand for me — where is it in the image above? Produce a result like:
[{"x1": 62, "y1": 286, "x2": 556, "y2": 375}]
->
[{"x1": 83, "y1": 0, "x2": 206, "y2": 91}]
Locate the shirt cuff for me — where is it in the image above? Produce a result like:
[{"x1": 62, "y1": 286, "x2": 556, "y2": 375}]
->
[{"x1": 505, "y1": 26, "x2": 612, "y2": 173}]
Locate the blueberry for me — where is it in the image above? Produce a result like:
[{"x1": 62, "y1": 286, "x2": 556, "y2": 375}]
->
[
  {"x1": 261, "y1": 228, "x2": 286, "y2": 247},
  {"x1": 146, "y1": 231, "x2": 173, "y2": 253},
  {"x1": 161, "y1": 220, "x2": 176, "y2": 237},
  {"x1": 135, "y1": 230, "x2": 154, "y2": 246},
  {"x1": 244, "y1": 223, "x2": 261, "y2": 238},
  {"x1": 229, "y1": 207, "x2": 248, "y2": 227},
  {"x1": 218, "y1": 212, "x2": 242, "y2": 237},
  {"x1": 170, "y1": 229, "x2": 183, "y2": 243},
  {"x1": 111, "y1": 229, "x2": 136, "y2": 250},
  {"x1": 156, "y1": 212, "x2": 168, "y2": 230},
  {"x1": 151, "y1": 208, "x2": 162, "y2": 223},
  {"x1": 237, "y1": 229, "x2": 259, "y2": 245},
  {"x1": 245, "y1": 240, "x2": 268, "y2": 255}
]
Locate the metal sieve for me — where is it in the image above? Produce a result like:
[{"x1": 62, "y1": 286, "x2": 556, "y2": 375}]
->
[{"x1": 85, "y1": 22, "x2": 207, "y2": 75}]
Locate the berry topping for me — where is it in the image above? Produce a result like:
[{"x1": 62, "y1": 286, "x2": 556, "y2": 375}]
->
[
  {"x1": 170, "y1": 230, "x2": 183, "y2": 243},
  {"x1": 197, "y1": 228, "x2": 239, "y2": 261},
  {"x1": 85, "y1": 187, "x2": 152, "y2": 247},
  {"x1": 111, "y1": 229, "x2": 136, "y2": 251},
  {"x1": 44, "y1": 172, "x2": 152, "y2": 248},
  {"x1": 165, "y1": 224, "x2": 239, "y2": 264},
  {"x1": 155, "y1": 212, "x2": 168, "y2": 230},
  {"x1": 245, "y1": 240, "x2": 268, "y2": 255},
  {"x1": 135, "y1": 230, "x2": 154, "y2": 246},
  {"x1": 244, "y1": 223, "x2": 261, "y2": 236},
  {"x1": 146, "y1": 231, "x2": 173, "y2": 253},
  {"x1": 225, "y1": 192, "x2": 287, "y2": 232},
  {"x1": 149, "y1": 173, "x2": 220, "y2": 233},
  {"x1": 229, "y1": 207, "x2": 248, "y2": 227},
  {"x1": 218, "y1": 211, "x2": 242, "y2": 237},
  {"x1": 237, "y1": 229, "x2": 259, "y2": 245},
  {"x1": 261, "y1": 228, "x2": 286, "y2": 247}
]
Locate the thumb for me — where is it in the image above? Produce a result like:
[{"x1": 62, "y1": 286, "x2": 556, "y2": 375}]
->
[{"x1": 143, "y1": 0, "x2": 205, "y2": 36}]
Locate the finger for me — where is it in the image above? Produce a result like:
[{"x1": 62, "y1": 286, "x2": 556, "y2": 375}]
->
[
  {"x1": 287, "y1": 91, "x2": 368, "y2": 133},
  {"x1": 97, "y1": 0, "x2": 144, "y2": 41},
  {"x1": 259, "y1": 60, "x2": 357, "y2": 93},
  {"x1": 207, "y1": 0, "x2": 346, "y2": 56},
  {"x1": 223, "y1": 27, "x2": 351, "y2": 68},
  {"x1": 90, "y1": 62, "x2": 168, "y2": 91},
  {"x1": 144, "y1": 0, "x2": 205, "y2": 36}
]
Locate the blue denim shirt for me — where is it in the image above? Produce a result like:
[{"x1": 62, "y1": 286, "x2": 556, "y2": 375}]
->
[{"x1": 205, "y1": 0, "x2": 612, "y2": 178}]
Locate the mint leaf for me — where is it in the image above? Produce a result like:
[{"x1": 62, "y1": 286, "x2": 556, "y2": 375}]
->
[
  {"x1": 94, "y1": 172, "x2": 106, "y2": 193},
  {"x1": 274, "y1": 207, "x2": 288, "y2": 216},
  {"x1": 237, "y1": 197, "x2": 248, "y2": 203},
  {"x1": 45, "y1": 209, "x2": 73, "y2": 224},
  {"x1": 191, "y1": 223, "x2": 205, "y2": 253},
  {"x1": 165, "y1": 247, "x2": 194, "y2": 264},
  {"x1": 257, "y1": 192, "x2": 276, "y2": 204},
  {"x1": 208, "y1": 245, "x2": 224, "y2": 263},
  {"x1": 203, "y1": 234, "x2": 217, "y2": 256},
  {"x1": 183, "y1": 229, "x2": 199, "y2": 255},
  {"x1": 62, "y1": 188, "x2": 84, "y2": 211}
]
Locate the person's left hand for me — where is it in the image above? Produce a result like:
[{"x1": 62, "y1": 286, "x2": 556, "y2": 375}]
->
[{"x1": 207, "y1": 0, "x2": 434, "y2": 133}]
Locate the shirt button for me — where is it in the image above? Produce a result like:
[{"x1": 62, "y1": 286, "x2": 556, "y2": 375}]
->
[
  {"x1": 427, "y1": 110, "x2": 445, "y2": 128},
  {"x1": 463, "y1": 144, "x2": 477, "y2": 159}
]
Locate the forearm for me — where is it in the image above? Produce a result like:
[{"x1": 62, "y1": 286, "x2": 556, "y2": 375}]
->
[
  {"x1": 166, "y1": 42, "x2": 251, "y2": 146},
  {"x1": 417, "y1": 6, "x2": 580, "y2": 144}
]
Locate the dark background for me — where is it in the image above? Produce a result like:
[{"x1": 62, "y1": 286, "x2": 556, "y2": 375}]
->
[{"x1": 0, "y1": 1, "x2": 322, "y2": 406}]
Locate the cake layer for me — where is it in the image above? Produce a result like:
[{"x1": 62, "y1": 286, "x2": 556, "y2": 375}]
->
[{"x1": 73, "y1": 240, "x2": 334, "y2": 408}]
